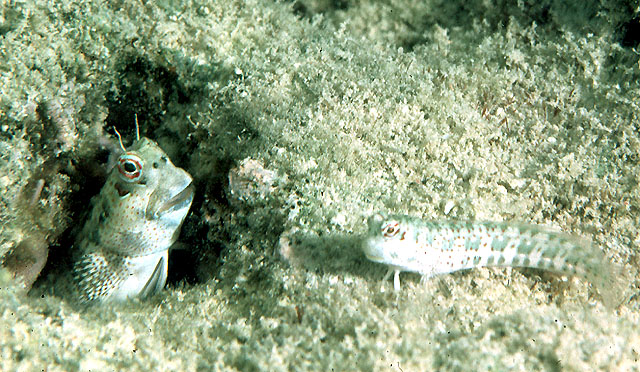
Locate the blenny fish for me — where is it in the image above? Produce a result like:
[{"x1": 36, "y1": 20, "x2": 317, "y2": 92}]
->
[
  {"x1": 72, "y1": 132, "x2": 194, "y2": 303},
  {"x1": 363, "y1": 213, "x2": 624, "y2": 307}
]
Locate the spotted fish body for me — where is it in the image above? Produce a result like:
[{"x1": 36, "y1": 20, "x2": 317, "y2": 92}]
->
[
  {"x1": 73, "y1": 137, "x2": 194, "y2": 303},
  {"x1": 363, "y1": 213, "x2": 623, "y2": 306}
]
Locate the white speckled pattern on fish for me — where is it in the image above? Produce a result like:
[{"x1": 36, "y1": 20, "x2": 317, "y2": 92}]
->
[
  {"x1": 73, "y1": 137, "x2": 194, "y2": 303},
  {"x1": 363, "y1": 213, "x2": 624, "y2": 307}
]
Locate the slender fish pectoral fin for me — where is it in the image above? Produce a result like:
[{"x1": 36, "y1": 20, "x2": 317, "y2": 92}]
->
[
  {"x1": 382, "y1": 267, "x2": 394, "y2": 282},
  {"x1": 380, "y1": 267, "x2": 403, "y2": 291}
]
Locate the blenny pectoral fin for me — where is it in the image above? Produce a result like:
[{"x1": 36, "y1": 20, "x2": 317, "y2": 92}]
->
[{"x1": 140, "y1": 256, "x2": 167, "y2": 299}]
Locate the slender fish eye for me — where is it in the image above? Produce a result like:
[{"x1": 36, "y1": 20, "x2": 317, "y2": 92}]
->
[
  {"x1": 117, "y1": 153, "x2": 143, "y2": 182},
  {"x1": 382, "y1": 221, "x2": 400, "y2": 237}
]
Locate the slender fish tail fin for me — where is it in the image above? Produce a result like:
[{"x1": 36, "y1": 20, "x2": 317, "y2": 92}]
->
[
  {"x1": 515, "y1": 228, "x2": 628, "y2": 309},
  {"x1": 584, "y1": 259, "x2": 629, "y2": 309},
  {"x1": 575, "y1": 239, "x2": 629, "y2": 309}
]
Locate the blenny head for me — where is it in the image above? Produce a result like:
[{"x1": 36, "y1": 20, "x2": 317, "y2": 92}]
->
[
  {"x1": 99, "y1": 136, "x2": 194, "y2": 257},
  {"x1": 118, "y1": 138, "x2": 193, "y2": 215}
]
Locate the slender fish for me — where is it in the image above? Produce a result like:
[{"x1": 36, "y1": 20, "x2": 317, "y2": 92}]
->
[{"x1": 363, "y1": 213, "x2": 625, "y2": 307}]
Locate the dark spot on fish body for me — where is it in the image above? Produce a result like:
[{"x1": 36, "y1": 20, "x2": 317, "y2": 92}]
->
[
  {"x1": 466, "y1": 237, "x2": 481, "y2": 251},
  {"x1": 516, "y1": 238, "x2": 535, "y2": 254},
  {"x1": 491, "y1": 237, "x2": 509, "y2": 252},
  {"x1": 542, "y1": 245, "x2": 560, "y2": 259}
]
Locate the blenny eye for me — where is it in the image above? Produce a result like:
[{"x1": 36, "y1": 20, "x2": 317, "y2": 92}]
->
[
  {"x1": 117, "y1": 153, "x2": 143, "y2": 182},
  {"x1": 382, "y1": 221, "x2": 400, "y2": 238}
]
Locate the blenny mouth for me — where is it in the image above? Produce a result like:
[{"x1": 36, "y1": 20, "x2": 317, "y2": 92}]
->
[{"x1": 156, "y1": 183, "x2": 195, "y2": 216}]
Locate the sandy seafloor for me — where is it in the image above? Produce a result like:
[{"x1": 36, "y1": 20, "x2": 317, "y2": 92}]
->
[{"x1": 1, "y1": 0, "x2": 640, "y2": 370}]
